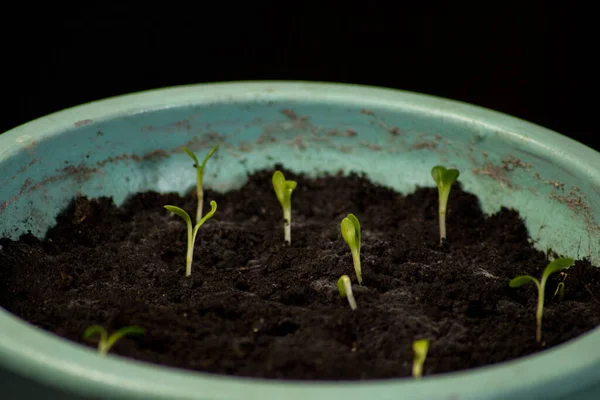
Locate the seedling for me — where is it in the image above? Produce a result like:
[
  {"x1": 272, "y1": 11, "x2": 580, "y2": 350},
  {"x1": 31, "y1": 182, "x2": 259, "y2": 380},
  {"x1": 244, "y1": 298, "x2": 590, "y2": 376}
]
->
[
  {"x1": 412, "y1": 339, "x2": 429, "y2": 379},
  {"x1": 164, "y1": 200, "x2": 217, "y2": 277},
  {"x1": 431, "y1": 165, "x2": 460, "y2": 244},
  {"x1": 509, "y1": 257, "x2": 574, "y2": 342},
  {"x1": 181, "y1": 144, "x2": 219, "y2": 222},
  {"x1": 340, "y1": 213, "x2": 362, "y2": 285},
  {"x1": 337, "y1": 274, "x2": 357, "y2": 310},
  {"x1": 553, "y1": 282, "x2": 565, "y2": 301},
  {"x1": 584, "y1": 284, "x2": 600, "y2": 303},
  {"x1": 272, "y1": 170, "x2": 297, "y2": 243},
  {"x1": 553, "y1": 272, "x2": 567, "y2": 301},
  {"x1": 83, "y1": 325, "x2": 145, "y2": 356}
]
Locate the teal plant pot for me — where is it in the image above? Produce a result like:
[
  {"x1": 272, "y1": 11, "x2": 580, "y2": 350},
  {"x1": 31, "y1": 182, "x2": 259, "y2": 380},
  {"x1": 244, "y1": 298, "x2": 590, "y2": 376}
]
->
[{"x1": 1, "y1": 81, "x2": 600, "y2": 399}]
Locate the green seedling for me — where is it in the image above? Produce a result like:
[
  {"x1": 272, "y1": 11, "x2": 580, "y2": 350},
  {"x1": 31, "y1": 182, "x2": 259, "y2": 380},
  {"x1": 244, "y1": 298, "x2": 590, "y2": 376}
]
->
[
  {"x1": 340, "y1": 213, "x2": 362, "y2": 285},
  {"x1": 337, "y1": 274, "x2": 357, "y2": 310},
  {"x1": 181, "y1": 144, "x2": 219, "y2": 222},
  {"x1": 553, "y1": 272, "x2": 567, "y2": 301},
  {"x1": 164, "y1": 200, "x2": 217, "y2": 277},
  {"x1": 554, "y1": 282, "x2": 565, "y2": 301},
  {"x1": 431, "y1": 165, "x2": 460, "y2": 245},
  {"x1": 585, "y1": 284, "x2": 599, "y2": 303},
  {"x1": 272, "y1": 170, "x2": 297, "y2": 243},
  {"x1": 509, "y1": 257, "x2": 574, "y2": 342},
  {"x1": 412, "y1": 338, "x2": 429, "y2": 379},
  {"x1": 83, "y1": 325, "x2": 145, "y2": 356}
]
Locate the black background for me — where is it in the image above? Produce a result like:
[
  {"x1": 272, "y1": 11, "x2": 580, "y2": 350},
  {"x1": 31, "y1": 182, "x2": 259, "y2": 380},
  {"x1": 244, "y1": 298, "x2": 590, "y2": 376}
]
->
[{"x1": 2, "y1": 3, "x2": 597, "y2": 150}]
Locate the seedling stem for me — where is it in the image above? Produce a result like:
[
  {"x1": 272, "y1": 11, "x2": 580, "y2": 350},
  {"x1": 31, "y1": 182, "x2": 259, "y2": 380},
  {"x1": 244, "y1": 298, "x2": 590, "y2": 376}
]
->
[
  {"x1": 431, "y1": 165, "x2": 460, "y2": 244},
  {"x1": 272, "y1": 170, "x2": 297, "y2": 243},
  {"x1": 553, "y1": 272, "x2": 567, "y2": 301},
  {"x1": 340, "y1": 214, "x2": 362, "y2": 285},
  {"x1": 337, "y1": 275, "x2": 357, "y2": 310},
  {"x1": 412, "y1": 339, "x2": 429, "y2": 379}
]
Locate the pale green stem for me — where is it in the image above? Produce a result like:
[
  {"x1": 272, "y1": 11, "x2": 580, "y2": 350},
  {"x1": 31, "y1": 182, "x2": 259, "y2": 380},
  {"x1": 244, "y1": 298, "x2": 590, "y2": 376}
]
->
[
  {"x1": 346, "y1": 289, "x2": 357, "y2": 311},
  {"x1": 438, "y1": 211, "x2": 446, "y2": 244},
  {"x1": 351, "y1": 248, "x2": 362, "y2": 285},
  {"x1": 196, "y1": 171, "x2": 204, "y2": 223},
  {"x1": 186, "y1": 221, "x2": 194, "y2": 277},
  {"x1": 413, "y1": 361, "x2": 423, "y2": 379},
  {"x1": 98, "y1": 342, "x2": 109, "y2": 356},
  {"x1": 283, "y1": 208, "x2": 291, "y2": 244},
  {"x1": 554, "y1": 282, "x2": 565, "y2": 300},
  {"x1": 438, "y1": 190, "x2": 449, "y2": 244},
  {"x1": 535, "y1": 278, "x2": 545, "y2": 342},
  {"x1": 96, "y1": 330, "x2": 109, "y2": 356},
  {"x1": 99, "y1": 335, "x2": 119, "y2": 356}
]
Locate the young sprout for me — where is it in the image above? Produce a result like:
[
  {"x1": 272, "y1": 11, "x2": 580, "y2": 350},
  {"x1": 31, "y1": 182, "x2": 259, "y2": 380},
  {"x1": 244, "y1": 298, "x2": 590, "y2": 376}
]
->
[
  {"x1": 181, "y1": 144, "x2": 219, "y2": 223},
  {"x1": 340, "y1": 213, "x2": 362, "y2": 285},
  {"x1": 585, "y1": 284, "x2": 599, "y2": 303},
  {"x1": 83, "y1": 325, "x2": 145, "y2": 356},
  {"x1": 554, "y1": 282, "x2": 565, "y2": 301},
  {"x1": 509, "y1": 257, "x2": 574, "y2": 342},
  {"x1": 553, "y1": 272, "x2": 567, "y2": 301},
  {"x1": 412, "y1": 339, "x2": 429, "y2": 379},
  {"x1": 430, "y1": 165, "x2": 460, "y2": 245},
  {"x1": 164, "y1": 200, "x2": 217, "y2": 277},
  {"x1": 272, "y1": 170, "x2": 297, "y2": 244},
  {"x1": 337, "y1": 274, "x2": 357, "y2": 310}
]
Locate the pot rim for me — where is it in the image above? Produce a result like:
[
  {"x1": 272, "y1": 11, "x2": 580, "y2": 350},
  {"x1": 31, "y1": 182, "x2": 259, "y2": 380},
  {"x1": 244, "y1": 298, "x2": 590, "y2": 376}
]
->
[{"x1": 1, "y1": 80, "x2": 599, "y2": 400}]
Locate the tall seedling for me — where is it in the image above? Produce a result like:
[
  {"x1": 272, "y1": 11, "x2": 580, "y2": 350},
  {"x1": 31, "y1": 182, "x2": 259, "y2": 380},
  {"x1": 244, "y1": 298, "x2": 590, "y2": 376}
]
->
[{"x1": 181, "y1": 144, "x2": 219, "y2": 223}]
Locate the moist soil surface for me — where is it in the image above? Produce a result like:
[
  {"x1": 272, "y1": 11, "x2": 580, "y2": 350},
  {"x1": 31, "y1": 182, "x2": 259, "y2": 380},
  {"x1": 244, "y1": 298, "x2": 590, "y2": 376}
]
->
[{"x1": 2, "y1": 167, "x2": 600, "y2": 380}]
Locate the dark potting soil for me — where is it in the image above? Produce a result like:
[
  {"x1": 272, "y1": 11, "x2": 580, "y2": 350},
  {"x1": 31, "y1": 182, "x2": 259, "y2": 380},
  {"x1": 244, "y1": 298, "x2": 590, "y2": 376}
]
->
[{"x1": 2, "y1": 167, "x2": 600, "y2": 381}]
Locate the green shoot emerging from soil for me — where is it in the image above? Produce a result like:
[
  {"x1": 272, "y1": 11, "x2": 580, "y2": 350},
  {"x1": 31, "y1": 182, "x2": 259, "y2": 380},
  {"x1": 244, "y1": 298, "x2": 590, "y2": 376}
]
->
[
  {"x1": 509, "y1": 257, "x2": 574, "y2": 342},
  {"x1": 554, "y1": 282, "x2": 565, "y2": 301},
  {"x1": 337, "y1": 274, "x2": 357, "y2": 310},
  {"x1": 164, "y1": 200, "x2": 217, "y2": 277},
  {"x1": 272, "y1": 170, "x2": 297, "y2": 244},
  {"x1": 431, "y1": 165, "x2": 460, "y2": 245},
  {"x1": 412, "y1": 338, "x2": 429, "y2": 379},
  {"x1": 181, "y1": 144, "x2": 219, "y2": 223},
  {"x1": 585, "y1": 284, "x2": 599, "y2": 303},
  {"x1": 553, "y1": 272, "x2": 567, "y2": 301},
  {"x1": 83, "y1": 325, "x2": 145, "y2": 356},
  {"x1": 341, "y1": 213, "x2": 362, "y2": 285}
]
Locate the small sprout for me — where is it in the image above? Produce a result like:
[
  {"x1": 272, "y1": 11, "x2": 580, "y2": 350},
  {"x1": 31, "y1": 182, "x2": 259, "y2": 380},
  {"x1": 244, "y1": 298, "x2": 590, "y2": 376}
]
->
[
  {"x1": 164, "y1": 200, "x2": 217, "y2": 277},
  {"x1": 272, "y1": 170, "x2": 297, "y2": 243},
  {"x1": 431, "y1": 165, "x2": 460, "y2": 245},
  {"x1": 509, "y1": 257, "x2": 574, "y2": 342},
  {"x1": 340, "y1": 213, "x2": 362, "y2": 285},
  {"x1": 584, "y1": 284, "x2": 599, "y2": 303},
  {"x1": 553, "y1": 272, "x2": 567, "y2": 301},
  {"x1": 337, "y1": 274, "x2": 357, "y2": 310},
  {"x1": 554, "y1": 282, "x2": 565, "y2": 301},
  {"x1": 412, "y1": 339, "x2": 429, "y2": 379},
  {"x1": 83, "y1": 325, "x2": 145, "y2": 356},
  {"x1": 181, "y1": 144, "x2": 219, "y2": 223}
]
